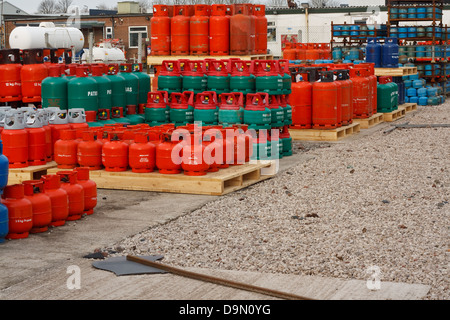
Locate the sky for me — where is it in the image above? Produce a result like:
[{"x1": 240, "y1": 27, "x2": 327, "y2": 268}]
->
[{"x1": 11, "y1": 0, "x2": 385, "y2": 15}]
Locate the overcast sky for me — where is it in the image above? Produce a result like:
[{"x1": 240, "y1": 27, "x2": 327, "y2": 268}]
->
[{"x1": 11, "y1": 0, "x2": 386, "y2": 15}]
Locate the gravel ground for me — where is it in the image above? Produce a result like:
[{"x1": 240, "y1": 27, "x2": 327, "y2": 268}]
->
[{"x1": 104, "y1": 103, "x2": 449, "y2": 300}]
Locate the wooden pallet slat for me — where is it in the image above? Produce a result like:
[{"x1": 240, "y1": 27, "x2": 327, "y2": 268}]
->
[
  {"x1": 7, "y1": 161, "x2": 58, "y2": 185},
  {"x1": 47, "y1": 161, "x2": 277, "y2": 196},
  {"x1": 289, "y1": 122, "x2": 360, "y2": 141},
  {"x1": 401, "y1": 102, "x2": 418, "y2": 113},
  {"x1": 147, "y1": 54, "x2": 274, "y2": 66},
  {"x1": 352, "y1": 113, "x2": 384, "y2": 129},
  {"x1": 382, "y1": 106, "x2": 406, "y2": 122},
  {"x1": 374, "y1": 66, "x2": 417, "y2": 77}
]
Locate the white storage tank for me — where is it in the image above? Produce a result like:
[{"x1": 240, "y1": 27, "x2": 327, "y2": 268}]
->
[
  {"x1": 9, "y1": 22, "x2": 85, "y2": 52},
  {"x1": 81, "y1": 43, "x2": 126, "y2": 64}
]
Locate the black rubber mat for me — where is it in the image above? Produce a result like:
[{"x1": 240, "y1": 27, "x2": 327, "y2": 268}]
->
[{"x1": 92, "y1": 255, "x2": 167, "y2": 276}]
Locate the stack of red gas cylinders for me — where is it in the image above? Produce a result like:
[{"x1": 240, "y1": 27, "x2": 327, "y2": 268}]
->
[
  {"x1": 0, "y1": 107, "x2": 88, "y2": 169},
  {"x1": 282, "y1": 43, "x2": 332, "y2": 61},
  {"x1": 289, "y1": 62, "x2": 377, "y2": 130},
  {"x1": 53, "y1": 123, "x2": 253, "y2": 176},
  {"x1": 0, "y1": 167, "x2": 97, "y2": 240},
  {"x1": 151, "y1": 3, "x2": 267, "y2": 56}
]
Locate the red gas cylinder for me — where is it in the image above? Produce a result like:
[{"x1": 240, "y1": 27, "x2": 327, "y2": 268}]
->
[
  {"x1": 156, "y1": 133, "x2": 183, "y2": 174},
  {"x1": 202, "y1": 129, "x2": 221, "y2": 172},
  {"x1": 0, "y1": 49, "x2": 22, "y2": 103},
  {"x1": 54, "y1": 129, "x2": 78, "y2": 169},
  {"x1": 25, "y1": 111, "x2": 47, "y2": 166},
  {"x1": 230, "y1": 4, "x2": 251, "y2": 55},
  {"x1": 77, "y1": 131, "x2": 103, "y2": 170},
  {"x1": 246, "y1": 3, "x2": 256, "y2": 55},
  {"x1": 334, "y1": 69, "x2": 353, "y2": 126},
  {"x1": 330, "y1": 70, "x2": 343, "y2": 127},
  {"x1": 56, "y1": 171, "x2": 84, "y2": 221},
  {"x1": 289, "y1": 67, "x2": 316, "y2": 129},
  {"x1": 38, "y1": 109, "x2": 53, "y2": 162},
  {"x1": 23, "y1": 180, "x2": 52, "y2": 234},
  {"x1": 349, "y1": 68, "x2": 371, "y2": 119},
  {"x1": 295, "y1": 43, "x2": 306, "y2": 60},
  {"x1": 1, "y1": 110, "x2": 29, "y2": 168},
  {"x1": 41, "y1": 174, "x2": 69, "y2": 227},
  {"x1": 102, "y1": 132, "x2": 129, "y2": 172},
  {"x1": 210, "y1": 4, "x2": 230, "y2": 56},
  {"x1": 253, "y1": 4, "x2": 267, "y2": 55},
  {"x1": 355, "y1": 63, "x2": 377, "y2": 115},
  {"x1": 181, "y1": 134, "x2": 210, "y2": 176},
  {"x1": 190, "y1": 4, "x2": 210, "y2": 56},
  {"x1": 283, "y1": 43, "x2": 297, "y2": 60},
  {"x1": 68, "y1": 108, "x2": 89, "y2": 131},
  {"x1": 151, "y1": 5, "x2": 171, "y2": 56},
  {"x1": 207, "y1": 126, "x2": 231, "y2": 169},
  {"x1": 1, "y1": 184, "x2": 33, "y2": 239},
  {"x1": 47, "y1": 108, "x2": 71, "y2": 147},
  {"x1": 312, "y1": 71, "x2": 338, "y2": 129},
  {"x1": 305, "y1": 44, "x2": 320, "y2": 61},
  {"x1": 21, "y1": 49, "x2": 48, "y2": 105},
  {"x1": 74, "y1": 167, "x2": 97, "y2": 215},
  {"x1": 129, "y1": 132, "x2": 156, "y2": 173},
  {"x1": 171, "y1": 5, "x2": 190, "y2": 55}
]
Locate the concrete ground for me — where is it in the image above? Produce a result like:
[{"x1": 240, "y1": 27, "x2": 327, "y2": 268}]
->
[{"x1": 0, "y1": 111, "x2": 433, "y2": 301}]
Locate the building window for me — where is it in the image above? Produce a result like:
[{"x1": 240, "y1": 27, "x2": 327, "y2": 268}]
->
[
  {"x1": 106, "y1": 27, "x2": 113, "y2": 39},
  {"x1": 129, "y1": 26, "x2": 148, "y2": 48},
  {"x1": 268, "y1": 27, "x2": 277, "y2": 42}
]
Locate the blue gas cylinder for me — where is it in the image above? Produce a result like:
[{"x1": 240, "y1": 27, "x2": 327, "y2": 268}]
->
[
  {"x1": 382, "y1": 37, "x2": 399, "y2": 68},
  {"x1": 407, "y1": 88, "x2": 417, "y2": 97},
  {"x1": 409, "y1": 96, "x2": 418, "y2": 104},
  {"x1": 366, "y1": 38, "x2": 382, "y2": 67},
  {"x1": 418, "y1": 96, "x2": 428, "y2": 105},
  {"x1": 0, "y1": 203, "x2": 7, "y2": 244},
  {"x1": 408, "y1": 27, "x2": 417, "y2": 38},
  {"x1": 417, "y1": 7, "x2": 426, "y2": 19},
  {"x1": 417, "y1": 87, "x2": 427, "y2": 97}
]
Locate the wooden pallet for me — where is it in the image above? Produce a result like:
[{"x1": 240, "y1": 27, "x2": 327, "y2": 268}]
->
[
  {"x1": 352, "y1": 113, "x2": 384, "y2": 129},
  {"x1": 147, "y1": 54, "x2": 274, "y2": 66},
  {"x1": 7, "y1": 161, "x2": 58, "y2": 185},
  {"x1": 289, "y1": 122, "x2": 360, "y2": 141},
  {"x1": 382, "y1": 106, "x2": 406, "y2": 122},
  {"x1": 374, "y1": 66, "x2": 417, "y2": 77},
  {"x1": 48, "y1": 161, "x2": 277, "y2": 196},
  {"x1": 401, "y1": 102, "x2": 418, "y2": 113}
]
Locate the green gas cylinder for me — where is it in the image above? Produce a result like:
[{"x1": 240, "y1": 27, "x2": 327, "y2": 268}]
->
[
  {"x1": 250, "y1": 130, "x2": 271, "y2": 161},
  {"x1": 157, "y1": 60, "x2": 183, "y2": 94},
  {"x1": 145, "y1": 91, "x2": 170, "y2": 126},
  {"x1": 169, "y1": 91, "x2": 195, "y2": 127},
  {"x1": 119, "y1": 63, "x2": 139, "y2": 109},
  {"x1": 132, "y1": 63, "x2": 151, "y2": 111},
  {"x1": 193, "y1": 91, "x2": 219, "y2": 126},
  {"x1": 106, "y1": 64, "x2": 126, "y2": 110},
  {"x1": 268, "y1": 95, "x2": 285, "y2": 128},
  {"x1": 206, "y1": 59, "x2": 230, "y2": 95},
  {"x1": 243, "y1": 92, "x2": 271, "y2": 131},
  {"x1": 181, "y1": 60, "x2": 207, "y2": 94},
  {"x1": 254, "y1": 60, "x2": 283, "y2": 95},
  {"x1": 278, "y1": 59, "x2": 292, "y2": 95},
  {"x1": 91, "y1": 64, "x2": 112, "y2": 113},
  {"x1": 280, "y1": 126, "x2": 292, "y2": 157},
  {"x1": 68, "y1": 65, "x2": 98, "y2": 120},
  {"x1": 218, "y1": 92, "x2": 244, "y2": 126},
  {"x1": 41, "y1": 65, "x2": 69, "y2": 110},
  {"x1": 229, "y1": 60, "x2": 256, "y2": 95},
  {"x1": 377, "y1": 76, "x2": 394, "y2": 112}
]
